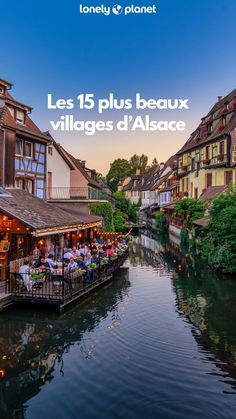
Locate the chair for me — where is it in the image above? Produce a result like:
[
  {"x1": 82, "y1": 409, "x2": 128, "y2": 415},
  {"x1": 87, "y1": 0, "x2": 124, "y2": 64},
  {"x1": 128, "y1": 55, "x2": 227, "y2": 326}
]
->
[{"x1": 13, "y1": 272, "x2": 26, "y2": 291}]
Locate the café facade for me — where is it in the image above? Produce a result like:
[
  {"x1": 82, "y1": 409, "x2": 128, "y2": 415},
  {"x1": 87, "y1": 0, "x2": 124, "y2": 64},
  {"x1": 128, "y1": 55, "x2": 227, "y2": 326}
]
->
[{"x1": 0, "y1": 188, "x2": 103, "y2": 281}]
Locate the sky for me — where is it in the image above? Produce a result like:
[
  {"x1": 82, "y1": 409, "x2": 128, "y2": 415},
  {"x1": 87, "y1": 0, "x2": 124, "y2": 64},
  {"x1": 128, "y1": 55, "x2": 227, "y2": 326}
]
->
[{"x1": 1, "y1": 0, "x2": 236, "y2": 175}]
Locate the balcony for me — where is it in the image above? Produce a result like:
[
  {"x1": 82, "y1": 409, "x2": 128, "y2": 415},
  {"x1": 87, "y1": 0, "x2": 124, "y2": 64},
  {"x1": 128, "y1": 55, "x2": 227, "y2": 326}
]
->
[
  {"x1": 46, "y1": 187, "x2": 115, "y2": 204},
  {"x1": 202, "y1": 154, "x2": 228, "y2": 168}
]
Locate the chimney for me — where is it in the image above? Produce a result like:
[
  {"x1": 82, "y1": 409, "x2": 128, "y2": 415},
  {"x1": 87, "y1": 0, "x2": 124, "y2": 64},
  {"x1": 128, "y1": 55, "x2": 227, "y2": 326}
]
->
[
  {"x1": 218, "y1": 96, "x2": 222, "y2": 102},
  {"x1": 160, "y1": 162, "x2": 165, "y2": 170},
  {"x1": 81, "y1": 160, "x2": 86, "y2": 167}
]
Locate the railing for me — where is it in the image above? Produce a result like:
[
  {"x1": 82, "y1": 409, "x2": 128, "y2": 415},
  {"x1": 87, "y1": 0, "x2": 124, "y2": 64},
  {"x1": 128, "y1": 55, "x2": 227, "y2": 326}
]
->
[
  {"x1": 7, "y1": 250, "x2": 129, "y2": 305},
  {"x1": 46, "y1": 187, "x2": 115, "y2": 203},
  {"x1": 201, "y1": 154, "x2": 227, "y2": 168}
]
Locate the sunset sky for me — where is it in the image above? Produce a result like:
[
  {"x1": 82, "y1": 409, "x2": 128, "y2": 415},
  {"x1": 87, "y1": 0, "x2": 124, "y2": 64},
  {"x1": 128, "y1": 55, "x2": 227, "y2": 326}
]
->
[{"x1": 1, "y1": 0, "x2": 236, "y2": 174}]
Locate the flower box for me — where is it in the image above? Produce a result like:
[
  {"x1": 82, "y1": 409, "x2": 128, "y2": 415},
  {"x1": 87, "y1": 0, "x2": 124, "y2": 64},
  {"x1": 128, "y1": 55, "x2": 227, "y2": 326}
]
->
[
  {"x1": 229, "y1": 100, "x2": 236, "y2": 110},
  {"x1": 203, "y1": 159, "x2": 210, "y2": 165},
  {"x1": 206, "y1": 114, "x2": 213, "y2": 123},
  {"x1": 219, "y1": 106, "x2": 227, "y2": 115},
  {"x1": 181, "y1": 165, "x2": 188, "y2": 171}
]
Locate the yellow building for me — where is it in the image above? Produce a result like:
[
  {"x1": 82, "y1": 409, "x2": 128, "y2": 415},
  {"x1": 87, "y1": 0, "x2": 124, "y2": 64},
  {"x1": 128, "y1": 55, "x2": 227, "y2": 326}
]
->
[{"x1": 177, "y1": 89, "x2": 236, "y2": 198}]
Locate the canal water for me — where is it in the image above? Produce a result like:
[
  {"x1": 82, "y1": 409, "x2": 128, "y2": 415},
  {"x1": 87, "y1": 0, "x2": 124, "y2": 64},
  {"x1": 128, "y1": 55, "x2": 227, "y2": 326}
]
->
[{"x1": 0, "y1": 234, "x2": 236, "y2": 419}]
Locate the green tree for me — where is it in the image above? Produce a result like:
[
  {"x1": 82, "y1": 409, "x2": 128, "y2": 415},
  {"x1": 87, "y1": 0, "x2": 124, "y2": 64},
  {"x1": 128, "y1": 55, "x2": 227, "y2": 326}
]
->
[
  {"x1": 113, "y1": 190, "x2": 129, "y2": 212},
  {"x1": 113, "y1": 190, "x2": 140, "y2": 223},
  {"x1": 151, "y1": 157, "x2": 159, "y2": 168},
  {"x1": 113, "y1": 208, "x2": 126, "y2": 231},
  {"x1": 106, "y1": 159, "x2": 132, "y2": 192},
  {"x1": 174, "y1": 198, "x2": 206, "y2": 228},
  {"x1": 129, "y1": 154, "x2": 140, "y2": 172},
  {"x1": 90, "y1": 202, "x2": 114, "y2": 232},
  {"x1": 200, "y1": 188, "x2": 236, "y2": 273},
  {"x1": 130, "y1": 154, "x2": 148, "y2": 173}
]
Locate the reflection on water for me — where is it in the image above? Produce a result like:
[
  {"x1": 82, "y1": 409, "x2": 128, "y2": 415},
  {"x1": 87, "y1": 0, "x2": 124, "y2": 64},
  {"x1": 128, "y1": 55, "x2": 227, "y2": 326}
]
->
[
  {"x1": 1, "y1": 235, "x2": 236, "y2": 419},
  {"x1": 134, "y1": 234, "x2": 236, "y2": 391},
  {"x1": 0, "y1": 269, "x2": 131, "y2": 418}
]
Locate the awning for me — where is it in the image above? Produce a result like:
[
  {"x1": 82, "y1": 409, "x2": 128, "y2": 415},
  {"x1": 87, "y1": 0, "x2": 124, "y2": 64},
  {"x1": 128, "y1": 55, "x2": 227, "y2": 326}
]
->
[
  {"x1": 0, "y1": 188, "x2": 102, "y2": 236},
  {"x1": 192, "y1": 217, "x2": 210, "y2": 227}
]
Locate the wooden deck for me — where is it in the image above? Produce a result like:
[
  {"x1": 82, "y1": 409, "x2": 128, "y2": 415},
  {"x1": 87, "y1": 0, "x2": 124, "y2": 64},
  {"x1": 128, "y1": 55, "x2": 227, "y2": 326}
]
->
[{"x1": 8, "y1": 251, "x2": 129, "y2": 311}]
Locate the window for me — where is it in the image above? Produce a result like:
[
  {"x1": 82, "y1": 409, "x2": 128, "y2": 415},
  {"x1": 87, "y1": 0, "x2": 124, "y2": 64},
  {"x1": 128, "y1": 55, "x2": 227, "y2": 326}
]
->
[
  {"x1": 206, "y1": 173, "x2": 212, "y2": 188},
  {"x1": 15, "y1": 178, "x2": 34, "y2": 194},
  {"x1": 225, "y1": 171, "x2": 233, "y2": 185},
  {"x1": 15, "y1": 178, "x2": 24, "y2": 189},
  {"x1": 24, "y1": 179, "x2": 33, "y2": 193},
  {"x1": 16, "y1": 109, "x2": 25, "y2": 124},
  {"x1": 212, "y1": 144, "x2": 218, "y2": 157},
  {"x1": 191, "y1": 157, "x2": 195, "y2": 171},
  {"x1": 186, "y1": 178, "x2": 189, "y2": 192},
  {"x1": 15, "y1": 139, "x2": 23, "y2": 155},
  {"x1": 219, "y1": 141, "x2": 225, "y2": 155},
  {"x1": 207, "y1": 124, "x2": 212, "y2": 134},
  {"x1": 48, "y1": 146, "x2": 53, "y2": 156},
  {"x1": 206, "y1": 145, "x2": 211, "y2": 160},
  {"x1": 194, "y1": 188, "x2": 198, "y2": 199},
  {"x1": 24, "y1": 142, "x2": 33, "y2": 158},
  {"x1": 0, "y1": 86, "x2": 5, "y2": 94}
]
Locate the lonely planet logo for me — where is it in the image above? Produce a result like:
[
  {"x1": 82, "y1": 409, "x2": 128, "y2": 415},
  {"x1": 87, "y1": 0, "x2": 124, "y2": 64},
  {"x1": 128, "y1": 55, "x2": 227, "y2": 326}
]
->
[
  {"x1": 79, "y1": 4, "x2": 157, "y2": 16},
  {"x1": 112, "y1": 5, "x2": 123, "y2": 15}
]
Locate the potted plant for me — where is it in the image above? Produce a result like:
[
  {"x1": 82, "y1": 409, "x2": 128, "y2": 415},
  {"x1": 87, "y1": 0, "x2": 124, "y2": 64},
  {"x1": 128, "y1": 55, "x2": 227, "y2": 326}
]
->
[
  {"x1": 101, "y1": 257, "x2": 109, "y2": 266},
  {"x1": 181, "y1": 165, "x2": 188, "y2": 171},
  {"x1": 89, "y1": 262, "x2": 98, "y2": 270}
]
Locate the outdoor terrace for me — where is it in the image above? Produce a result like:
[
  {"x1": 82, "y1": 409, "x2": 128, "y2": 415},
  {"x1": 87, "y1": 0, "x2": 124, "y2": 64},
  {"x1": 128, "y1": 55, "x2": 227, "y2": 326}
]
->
[{"x1": 7, "y1": 250, "x2": 129, "y2": 311}]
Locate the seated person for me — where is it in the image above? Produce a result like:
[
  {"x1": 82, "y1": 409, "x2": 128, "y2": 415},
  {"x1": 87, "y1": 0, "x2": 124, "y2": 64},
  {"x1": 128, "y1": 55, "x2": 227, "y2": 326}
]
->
[
  {"x1": 67, "y1": 257, "x2": 78, "y2": 272},
  {"x1": 77, "y1": 256, "x2": 86, "y2": 269},
  {"x1": 85, "y1": 252, "x2": 92, "y2": 266},
  {"x1": 33, "y1": 256, "x2": 50, "y2": 272},
  {"x1": 46, "y1": 254, "x2": 57, "y2": 271},
  {"x1": 78, "y1": 244, "x2": 87, "y2": 258},
  {"x1": 91, "y1": 252, "x2": 100, "y2": 265},
  {"x1": 72, "y1": 246, "x2": 80, "y2": 258},
  {"x1": 19, "y1": 260, "x2": 33, "y2": 291},
  {"x1": 64, "y1": 248, "x2": 74, "y2": 260},
  {"x1": 106, "y1": 244, "x2": 113, "y2": 256},
  {"x1": 97, "y1": 236, "x2": 105, "y2": 245}
]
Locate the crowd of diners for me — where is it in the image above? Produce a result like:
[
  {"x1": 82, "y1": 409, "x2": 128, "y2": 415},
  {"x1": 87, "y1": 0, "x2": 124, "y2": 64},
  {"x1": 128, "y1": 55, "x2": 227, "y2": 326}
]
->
[{"x1": 18, "y1": 237, "x2": 128, "y2": 291}]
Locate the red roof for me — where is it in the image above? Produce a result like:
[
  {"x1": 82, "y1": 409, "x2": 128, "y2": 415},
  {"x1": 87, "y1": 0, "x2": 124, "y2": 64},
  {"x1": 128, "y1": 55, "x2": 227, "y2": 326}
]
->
[{"x1": 198, "y1": 185, "x2": 226, "y2": 201}]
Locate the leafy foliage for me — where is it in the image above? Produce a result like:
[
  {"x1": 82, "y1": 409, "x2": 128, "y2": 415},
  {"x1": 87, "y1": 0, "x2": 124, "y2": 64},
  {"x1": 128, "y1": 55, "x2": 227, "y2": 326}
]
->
[
  {"x1": 113, "y1": 190, "x2": 140, "y2": 222},
  {"x1": 174, "y1": 198, "x2": 206, "y2": 228},
  {"x1": 180, "y1": 228, "x2": 189, "y2": 253},
  {"x1": 151, "y1": 157, "x2": 159, "y2": 168},
  {"x1": 113, "y1": 208, "x2": 126, "y2": 231},
  {"x1": 106, "y1": 159, "x2": 132, "y2": 192},
  {"x1": 90, "y1": 202, "x2": 114, "y2": 232},
  {"x1": 155, "y1": 211, "x2": 168, "y2": 233},
  {"x1": 200, "y1": 189, "x2": 236, "y2": 273},
  {"x1": 129, "y1": 154, "x2": 148, "y2": 172}
]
